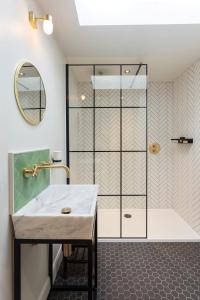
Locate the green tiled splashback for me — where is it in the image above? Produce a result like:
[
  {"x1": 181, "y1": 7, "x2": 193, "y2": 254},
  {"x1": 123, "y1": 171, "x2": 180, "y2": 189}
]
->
[{"x1": 11, "y1": 149, "x2": 50, "y2": 213}]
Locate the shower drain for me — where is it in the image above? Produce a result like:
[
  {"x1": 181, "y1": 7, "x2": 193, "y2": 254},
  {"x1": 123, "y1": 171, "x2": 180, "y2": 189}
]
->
[{"x1": 124, "y1": 213, "x2": 132, "y2": 218}]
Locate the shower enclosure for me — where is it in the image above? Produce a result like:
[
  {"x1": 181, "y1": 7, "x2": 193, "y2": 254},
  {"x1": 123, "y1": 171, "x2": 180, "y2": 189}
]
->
[{"x1": 66, "y1": 64, "x2": 148, "y2": 238}]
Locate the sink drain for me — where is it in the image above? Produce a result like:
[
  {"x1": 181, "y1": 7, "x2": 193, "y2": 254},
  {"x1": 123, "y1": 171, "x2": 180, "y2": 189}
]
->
[
  {"x1": 124, "y1": 213, "x2": 132, "y2": 218},
  {"x1": 61, "y1": 207, "x2": 71, "y2": 214}
]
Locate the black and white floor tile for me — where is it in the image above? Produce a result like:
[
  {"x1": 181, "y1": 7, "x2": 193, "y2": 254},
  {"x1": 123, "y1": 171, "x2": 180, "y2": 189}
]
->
[{"x1": 48, "y1": 243, "x2": 200, "y2": 300}]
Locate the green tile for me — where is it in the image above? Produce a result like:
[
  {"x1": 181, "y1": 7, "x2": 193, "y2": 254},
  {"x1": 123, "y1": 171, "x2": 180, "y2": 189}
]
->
[{"x1": 13, "y1": 149, "x2": 50, "y2": 212}]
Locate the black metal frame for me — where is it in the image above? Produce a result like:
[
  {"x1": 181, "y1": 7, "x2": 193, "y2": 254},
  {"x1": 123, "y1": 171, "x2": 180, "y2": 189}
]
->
[
  {"x1": 14, "y1": 214, "x2": 97, "y2": 300},
  {"x1": 171, "y1": 137, "x2": 193, "y2": 144},
  {"x1": 66, "y1": 64, "x2": 148, "y2": 239}
]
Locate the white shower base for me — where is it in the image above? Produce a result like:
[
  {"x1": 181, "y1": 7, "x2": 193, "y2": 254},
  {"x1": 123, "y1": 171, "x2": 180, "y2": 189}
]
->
[{"x1": 98, "y1": 209, "x2": 200, "y2": 240}]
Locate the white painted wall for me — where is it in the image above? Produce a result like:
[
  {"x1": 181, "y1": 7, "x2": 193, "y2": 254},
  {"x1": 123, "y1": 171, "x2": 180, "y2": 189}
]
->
[{"x1": 0, "y1": 0, "x2": 65, "y2": 299}]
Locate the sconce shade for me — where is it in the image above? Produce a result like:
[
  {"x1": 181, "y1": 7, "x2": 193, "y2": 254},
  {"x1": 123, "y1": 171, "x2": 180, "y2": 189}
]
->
[
  {"x1": 43, "y1": 15, "x2": 53, "y2": 35},
  {"x1": 29, "y1": 11, "x2": 53, "y2": 35}
]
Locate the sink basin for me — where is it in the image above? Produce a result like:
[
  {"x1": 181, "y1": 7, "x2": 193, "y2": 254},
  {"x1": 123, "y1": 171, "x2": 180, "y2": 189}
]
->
[{"x1": 12, "y1": 184, "x2": 98, "y2": 240}]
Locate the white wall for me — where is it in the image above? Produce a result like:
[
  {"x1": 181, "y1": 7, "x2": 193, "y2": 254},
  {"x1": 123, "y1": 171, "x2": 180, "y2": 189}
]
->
[
  {"x1": 0, "y1": 0, "x2": 65, "y2": 299},
  {"x1": 173, "y1": 59, "x2": 200, "y2": 235}
]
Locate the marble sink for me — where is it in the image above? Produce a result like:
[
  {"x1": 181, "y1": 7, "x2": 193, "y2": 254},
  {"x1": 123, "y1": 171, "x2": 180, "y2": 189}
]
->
[{"x1": 12, "y1": 184, "x2": 98, "y2": 240}]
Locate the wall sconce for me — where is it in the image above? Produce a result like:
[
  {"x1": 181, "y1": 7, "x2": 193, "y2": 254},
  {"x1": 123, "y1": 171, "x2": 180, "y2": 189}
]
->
[{"x1": 29, "y1": 11, "x2": 53, "y2": 35}]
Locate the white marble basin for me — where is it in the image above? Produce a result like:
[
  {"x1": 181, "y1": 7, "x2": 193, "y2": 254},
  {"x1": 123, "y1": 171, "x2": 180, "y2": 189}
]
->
[{"x1": 12, "y1": 184, "x2": 98, "y2": 240}]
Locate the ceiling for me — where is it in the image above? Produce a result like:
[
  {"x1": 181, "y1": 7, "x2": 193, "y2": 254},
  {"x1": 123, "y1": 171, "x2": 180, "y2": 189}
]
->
[{"x1": 37, "y1": 0, "x2": 200, "y2": 81}]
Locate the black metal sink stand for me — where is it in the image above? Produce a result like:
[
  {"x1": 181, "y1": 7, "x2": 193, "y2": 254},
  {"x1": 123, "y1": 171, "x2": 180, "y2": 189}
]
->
[{"x1": 14, "y1": 214, "x2": 97, "y2": 300}]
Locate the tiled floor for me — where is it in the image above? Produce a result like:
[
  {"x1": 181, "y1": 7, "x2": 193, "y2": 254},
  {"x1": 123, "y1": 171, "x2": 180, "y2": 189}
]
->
[{"x1": 48, "y1": 243, "x2": 200, "y2": 300}]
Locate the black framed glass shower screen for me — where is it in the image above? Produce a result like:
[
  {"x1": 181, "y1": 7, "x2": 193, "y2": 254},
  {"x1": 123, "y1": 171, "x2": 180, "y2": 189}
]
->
[{"x1": 66, "y1": 64, "x2": 148, "y2": 239}]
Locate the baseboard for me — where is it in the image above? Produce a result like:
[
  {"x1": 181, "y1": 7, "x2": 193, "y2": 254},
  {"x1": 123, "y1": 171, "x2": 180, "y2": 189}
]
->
[{"x1": 38, "y1": 246, "x2": 63, "y2": 300}]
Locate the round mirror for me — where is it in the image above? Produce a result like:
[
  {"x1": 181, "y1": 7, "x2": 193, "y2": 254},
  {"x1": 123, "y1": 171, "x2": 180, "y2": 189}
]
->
[{"x1": 14, "y1": 62, "x2": 46, "y2": 125}]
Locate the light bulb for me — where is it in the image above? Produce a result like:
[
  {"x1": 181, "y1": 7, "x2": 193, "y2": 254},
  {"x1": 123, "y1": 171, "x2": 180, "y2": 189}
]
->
[
  {"x1": 80, "y1": 94, "x2": 86, "y2": 101},
  {"x1": 43, "y1": 15, "x2": 53, "y2": 35},
  {"x1": 125, "y1": 69, "x2": 130, "y2": 74}
]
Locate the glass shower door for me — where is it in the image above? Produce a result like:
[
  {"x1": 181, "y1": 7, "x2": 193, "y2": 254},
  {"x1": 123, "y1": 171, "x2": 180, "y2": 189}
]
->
[
  {"x1": 67, "y1": 64, "x2": 147, "y2": 238},
  {"x1": 95, "y1": 65, "x2": 121, "y2": 237},
  {"x1": 68, "y1": 65, "x2": 94, "y2": 187},
  {"x1": 121, "y1": 65, "x2": 147, "y2": 238}
]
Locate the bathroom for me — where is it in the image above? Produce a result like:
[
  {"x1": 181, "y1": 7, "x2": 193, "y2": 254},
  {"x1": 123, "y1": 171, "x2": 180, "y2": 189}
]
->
[{"x1": 0, "y1": 0, "x2": 200, "y2": 300}]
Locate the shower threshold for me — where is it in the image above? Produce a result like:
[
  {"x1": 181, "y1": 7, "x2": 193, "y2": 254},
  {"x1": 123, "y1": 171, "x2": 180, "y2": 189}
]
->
[{"x1": 98, "y1": 209, "x2": 200, "y2": 241}]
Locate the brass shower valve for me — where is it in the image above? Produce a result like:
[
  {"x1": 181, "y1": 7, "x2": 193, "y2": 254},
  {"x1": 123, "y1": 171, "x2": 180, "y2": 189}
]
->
[{"x1": 149, "y1": 143, "x2": 160, "y2": 154}]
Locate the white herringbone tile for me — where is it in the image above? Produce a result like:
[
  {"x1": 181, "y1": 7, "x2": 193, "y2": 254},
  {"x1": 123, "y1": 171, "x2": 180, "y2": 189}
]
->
[
  {"x1": 70, "y1": 152, "x2": 93, "y2": 184},
  {"x1": 69, "y1": 108, "x2": 93, "y2": 151},
  {"x1": 96, "y1": 152, "x2": 120, "y2": 195},
  {"x1": 122, "y1": 89, "x2": 146, "y2": 107},
  {"x1": 173, "y1": 60, "x2": 200, "y2": 235},
  {"x1": 69, "y1": 66, "x2": 200, "y2": 236},
  {"x1": 148, "y1": 82, "x2": 174, "y2": 209},
  {"x1": 95, "y1": 89, "x2": 120, "y2": 107},
  {"x1": 122, "y1": 109, "x2": 146, "y2": 151},
  {"x1": 122, "y1": 152, "x2": 146, "y2": 195},
  {"x1": 95, "y1": 108, "x2": 120, "y2": 151}
]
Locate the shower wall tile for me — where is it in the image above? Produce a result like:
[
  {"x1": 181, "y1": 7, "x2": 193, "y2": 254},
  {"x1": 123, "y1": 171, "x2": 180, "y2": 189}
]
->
[
  {"x1": 95, "y1": 89, "x2": 120, "y2": 107},
  {"x1": 148, "y1": 82, "x2": 174, "y2": 209},
  {"x1": 95, "y1": 152, "x2": 120, "y2": 195},
  {"x1": 77, "y1": 82, "x2": 93, "y2": 107},
  {"x1": 173, "y1": 60, "x2": 200, "y2": 235},
  {"x1": 69, "y1": 108, "x2": 93, "y2": 151},
  {"x1": 122, "y1": 152, "x2": 146, "y2": 195},
  {"x1": 68, "y1": 65, "x2": 200, "y2": 237},
  {"x1": 69, "y1": 81, "x2": 93, "y2": 107},
  {"x1": 122, "y1": 89, "x2": 146, "y2": 107},
  {"x1": 122, "y1": 108, "x2": 146, "y2": 151},
  {"x1": 98, "y1": 196, "x2": 120, "y2": 209},
  {"x1": 70, "y1": 152, "x2": 93, "y2": 184},
  {"x1": 70, "y1": 81, "x2": 174, "y2": 210},
  {"x1": 95, "y1": 108, "x2": 120, "y2": 151}
]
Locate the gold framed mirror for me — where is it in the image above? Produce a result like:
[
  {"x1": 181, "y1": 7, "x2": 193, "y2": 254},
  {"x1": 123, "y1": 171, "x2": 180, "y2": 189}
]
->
[{"x1": 14, "y1": 62, "x2": 46, "y2": 125}]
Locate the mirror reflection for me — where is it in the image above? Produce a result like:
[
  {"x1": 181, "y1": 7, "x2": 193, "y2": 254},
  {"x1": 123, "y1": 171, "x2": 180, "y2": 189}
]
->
[{"x1": 14, "y1": 62, "x2": 46, "y2": 125}]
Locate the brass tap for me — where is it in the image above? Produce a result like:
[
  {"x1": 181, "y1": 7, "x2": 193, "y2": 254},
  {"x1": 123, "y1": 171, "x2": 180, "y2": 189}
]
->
[{"x1": 23, "y1": 161, "x2": 70, "y2": 178}]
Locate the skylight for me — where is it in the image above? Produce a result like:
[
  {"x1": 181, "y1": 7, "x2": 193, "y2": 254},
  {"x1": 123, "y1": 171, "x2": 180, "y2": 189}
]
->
[
  {"x1": 91, "y1": 75, "x2": 147, "y2": 90},
  {"x1": 75, "y1": 0, "x2": 200, "y2": 26}
]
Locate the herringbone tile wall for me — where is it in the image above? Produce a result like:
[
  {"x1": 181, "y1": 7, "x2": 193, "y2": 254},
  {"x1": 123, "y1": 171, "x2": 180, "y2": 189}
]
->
[
  {"x1": 148, "y1": 82, "x2": 174, "y2": 209},
  {"x1": 70, "y1": 81, "x2": 174, "y2": 209},
  {"x1": 69, "y1": 108, "x2": 93, "y2": 151},
  {"x1": 95, "y1": 108, "x2": 120, "y2": 151},
  {"x1": 173, "y1": 60, "x2": 200, "y2": 235},
  {"x1": 70, "y1": 152, "x2": 93, "y2": 184},
  {"x1": 122, "y1": 109, "x2": 146, "y2": 151},
  {"x1": 69, "y1": 65, "x2": 200, "y2": 236}
]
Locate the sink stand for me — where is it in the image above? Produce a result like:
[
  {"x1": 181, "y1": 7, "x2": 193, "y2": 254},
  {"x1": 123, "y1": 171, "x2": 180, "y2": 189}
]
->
[{"x1": 14, "y1": 213, "x2": 97, "y2": 300}]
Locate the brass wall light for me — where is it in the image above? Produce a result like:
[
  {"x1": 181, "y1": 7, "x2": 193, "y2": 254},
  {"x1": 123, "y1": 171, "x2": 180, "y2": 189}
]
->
[{"x1": 29, "y1": 11, "x2": 53, "y2": 35}]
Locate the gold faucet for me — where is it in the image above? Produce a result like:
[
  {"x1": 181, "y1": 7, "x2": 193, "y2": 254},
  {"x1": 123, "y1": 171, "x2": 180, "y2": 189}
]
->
[{"x1": 23, "y1": 161, "x2": 70, "y2": 178}]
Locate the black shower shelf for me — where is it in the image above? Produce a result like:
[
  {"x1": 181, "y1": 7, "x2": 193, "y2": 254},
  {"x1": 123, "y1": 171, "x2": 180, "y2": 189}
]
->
[{"x1": 171, "y1": 137, "x2": 193, "y2": 144}]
